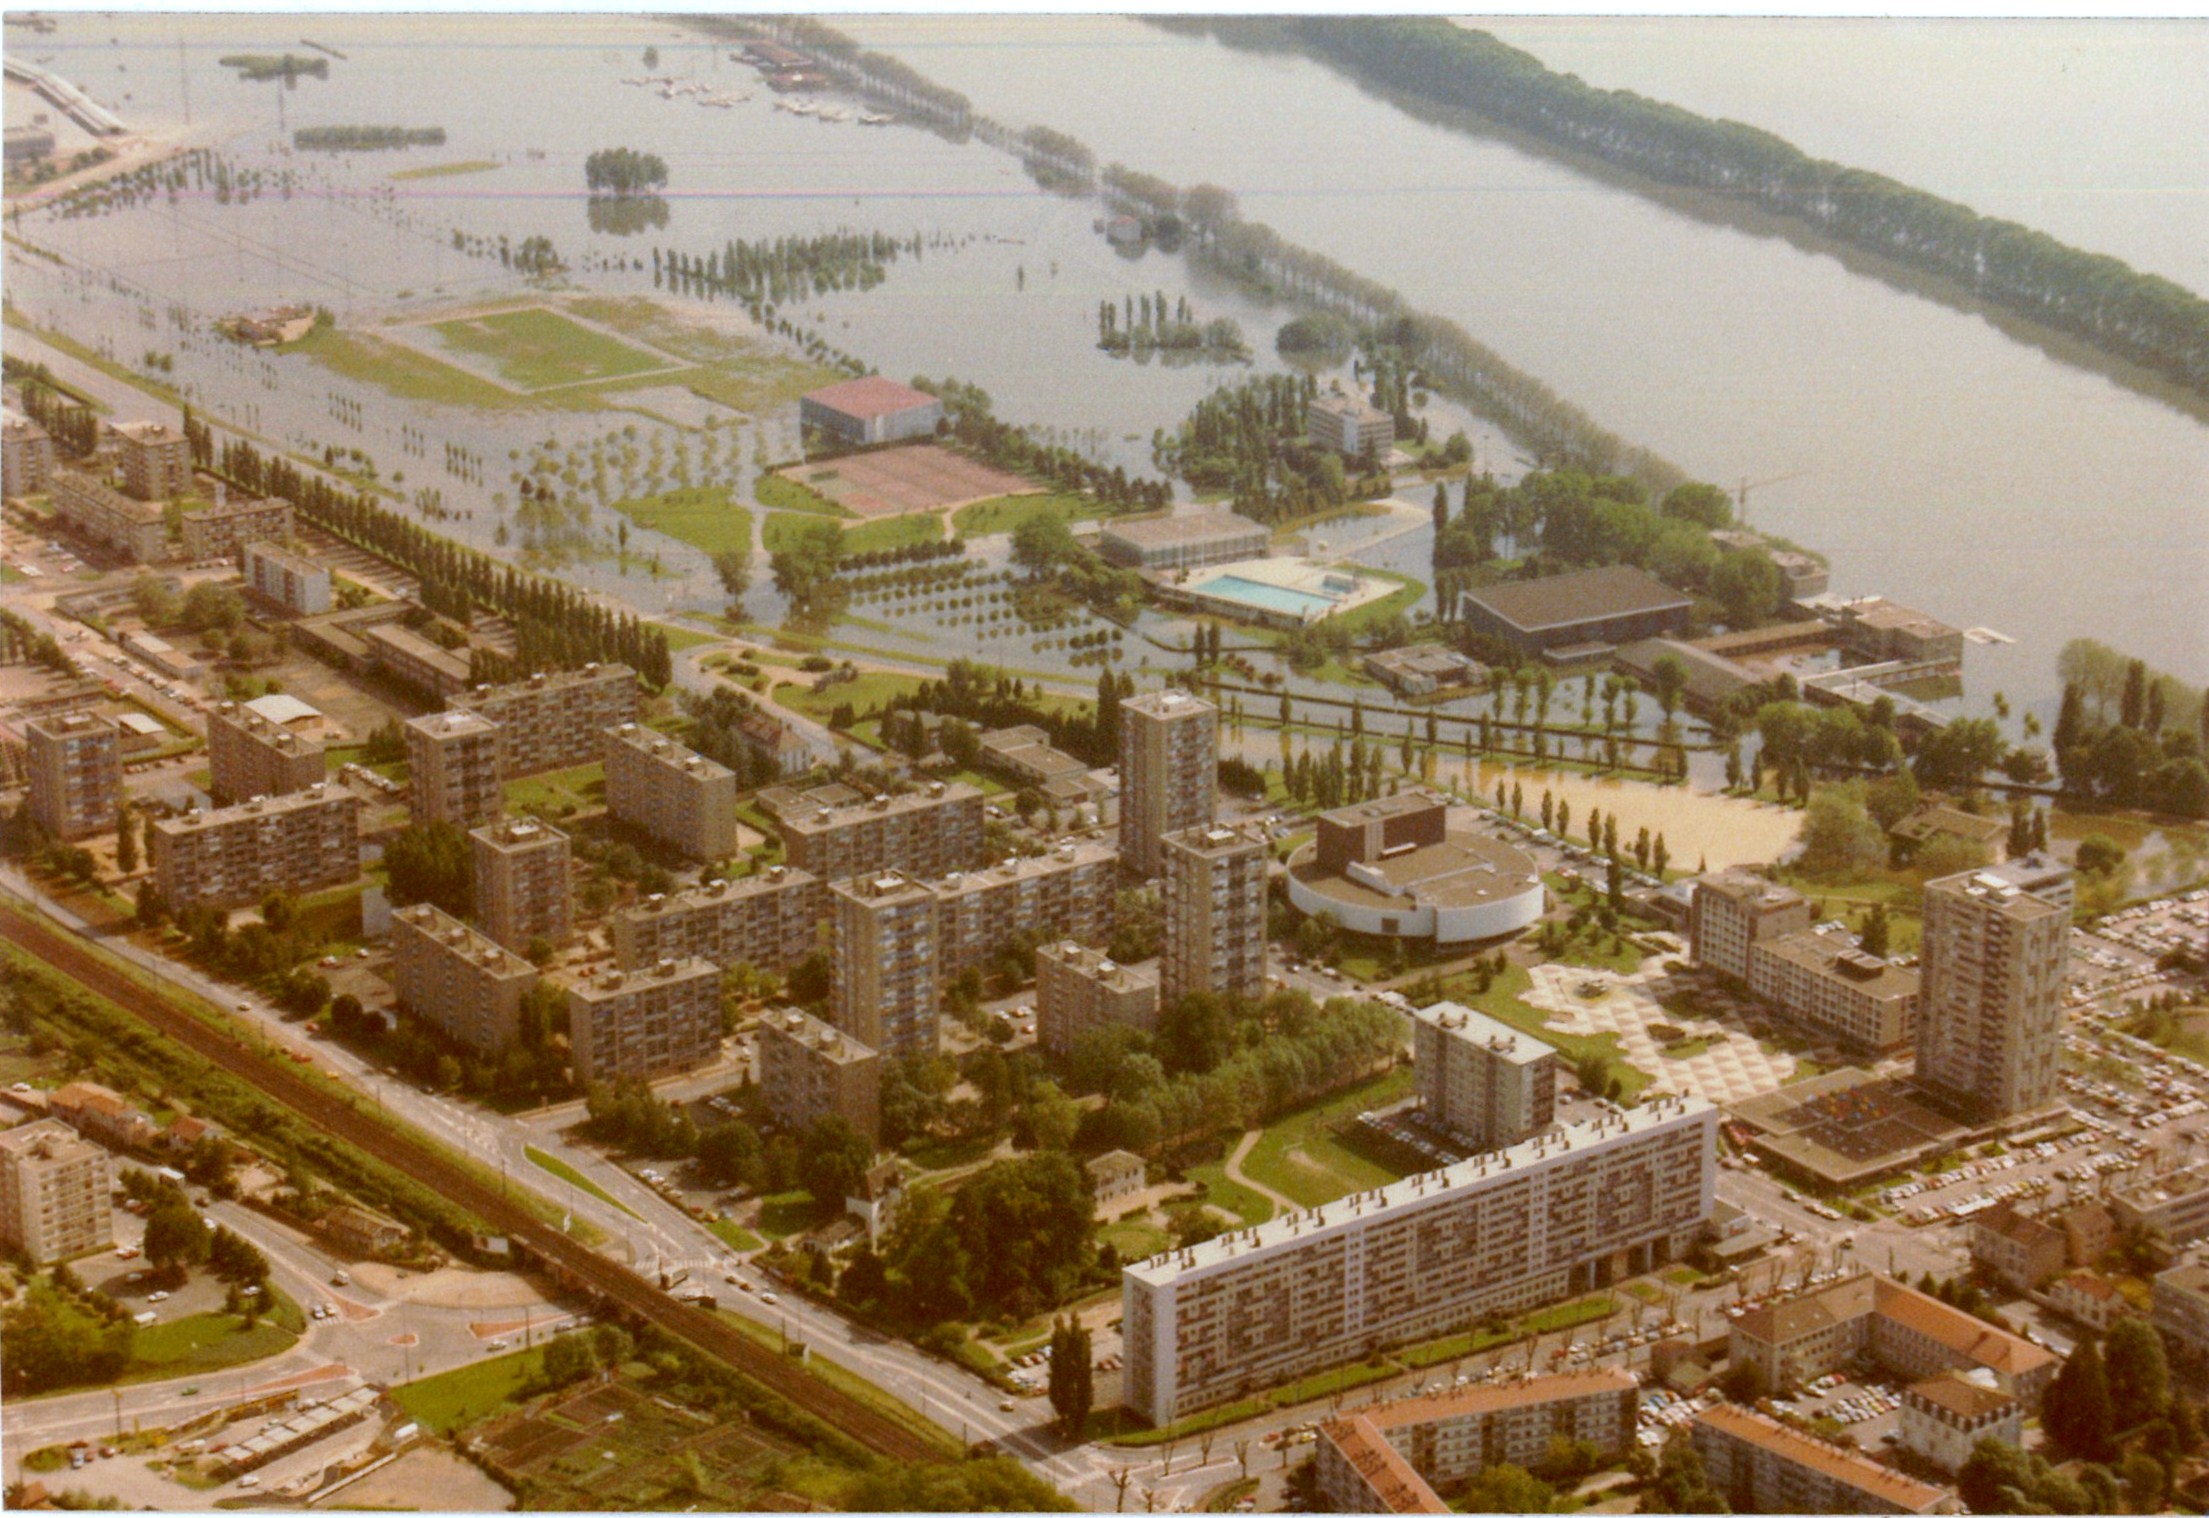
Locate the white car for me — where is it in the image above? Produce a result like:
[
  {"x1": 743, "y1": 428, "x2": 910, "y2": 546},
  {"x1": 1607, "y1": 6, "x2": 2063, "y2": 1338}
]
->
[{"x1": 760, "y1": 1292, "x2": 779, "y2": 1306}]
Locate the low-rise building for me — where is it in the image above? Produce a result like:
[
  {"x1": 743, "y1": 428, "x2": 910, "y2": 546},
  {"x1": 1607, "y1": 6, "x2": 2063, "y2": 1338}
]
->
[
  {"x1": 151, "y1": 786, "x2": 360, "y2": 909},
  {"x1": 1361, "y1": 644, "x2": 1487, "y2": 697},
  {"x1": 1746, "y1": 929, "x2": 1920, "y2": 1054},
  {"x1": 1287, "y1": 793, "x2": 1545, "y2": 947},
  {"x1": 1834, "y1": 598, "x2": 1964, "y2": 666},
  {"x1": 797, "y1": 375, "x2": 943, "y2": 447},
  {"x1": 25, "y1": 710, "x2": 119, "y2": 839},
  {"x1": 735, "y1": 707, "x2": 812, "y2": 779},
  {"x1": 1315, "y1": 1371, "x2": 1639, "y2": 1514},
  {"x1": 1892, "y1": 804, "x2": 2007, "y2": 866},
  {"x1": 1411, "y1": 1000, "x2": 1558, "y2": 1152},
  {"x1": 1899, "y1": 1369, "x2": 2021, "y2": 1474},
  {"x1": 2, "y1": 410, "x2": 55, "y2": 499},
  {"x1": 118, "y1": 628, "x2": 204, "y2": 683},
  {"x1": 604, "y1": 723, "x2": 739, "y2": 860},
  {"x1": 977, "y1": 725, "x2": 1091, "y2": 790},
  {"x1": 49, "y1": 470, "x2": 169, "y2": 561},
  {"x1": 610, "y1": 867, "x2": 825, "y2": 975},
  {"x1": 206, "y1": 699, "x2": 326, "y2": 804},
  {"x1": 2046, "y1": 1269, "x2": 2130, "y2": 1332},
  {"x1": 1307, "y1": 391, "x2": 1395, "y2": 460},
  {"x1": 316, "y1": 1203, "x2": 410, "y2": 1257},
  {"x1": 0, "y1": 1119, "x2": 111, "y2": 1264},
  {"x1": 1459, "y1": 566, "x2": 1693, "y2": 660},
  {"x1": 48, "y1": 1082, "x2": 156, "y2": 1150},
  {"x1": 471, "y1": 817, "x2": 572, "y2": 954},
  {"x1": 241, "y1": 539, "x2": 333, "y2": 615},
  {"x1": 365, "y1": 622, "x2": 474, "y2": 699},
  {"x1": 1097, "y1": 510, "x2": 1269, "y2": 571},
  {"x1": 404, "y1": 709, "x2": 504, "y2": 828},
  {"x1": 566, "y1": 957, "x2": 722, "y2": 1085},
  {"x1": 1968, "y1": 1201, "x2": 2069, "y2": 1293},
  {"x1": 389, "y1": 903, "x2": 539, "y2": 1053},
  {"x1": 1035, "y1": 940, "x2": 1160, "y2": 1055},
  {"x1": 1727, "y1": 1273, "x2": 2055, "y2": 1407},
  {"x1": 757, "y1": 1007, "x2": 881, "y2": 1145},
  {"x1": 1693, "y1": 1404, "x2": 1954, "y2": 1514},
  {"x1": 2110, "y1": 1158, "x2": 2209, "y2": 1247},
  {"x1": 1087, "y1": 1150, "x2": 1147, "y2": 1213}
]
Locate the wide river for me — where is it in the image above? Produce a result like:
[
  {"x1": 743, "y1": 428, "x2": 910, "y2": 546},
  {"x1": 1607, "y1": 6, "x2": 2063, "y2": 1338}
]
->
[{"x1": 836, "y1": 16, "x2": 2209, "y2": 716}]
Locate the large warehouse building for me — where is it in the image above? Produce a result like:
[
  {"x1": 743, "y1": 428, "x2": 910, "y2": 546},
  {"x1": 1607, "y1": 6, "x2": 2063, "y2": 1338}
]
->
[
  {"x1": 798, "y1": 376, "x2": 943, "y2": 447},
  {"x1": 1459, "y1": 565, "x2": 1693, "y2": 659}
]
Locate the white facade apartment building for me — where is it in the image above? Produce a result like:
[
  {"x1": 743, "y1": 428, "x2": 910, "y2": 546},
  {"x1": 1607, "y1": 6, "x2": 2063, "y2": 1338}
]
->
[
  {"x1": 0, "y1": 1118, "x2": 111, "y2": 1264},
  {"x1": 1690, "y1": 871, "x2": 1813, "y2": 982},
  {"x1": 1118, "y1": 690, "x2": 1216, "y2": 876},
  {"x1": 1123, "y1": 1096, "x2": 1717, "y2": 1424},
  {"x1": 1916, "y1": 856, "x2": 2073, "y2": 1123},
  {"x1": 1747, "y1": 929, "x2": 1921, "y2": 1054},
  {"x1": 241, "y1": 539, "x2": 332, "y2": 615}
]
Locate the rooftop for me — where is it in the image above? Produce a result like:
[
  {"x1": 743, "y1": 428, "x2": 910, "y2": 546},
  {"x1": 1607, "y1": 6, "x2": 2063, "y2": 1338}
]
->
[
  {"x1": 1163, "y1": 823, "x2": 1264, "y2": 861},
  {"x1": 566, "y1": 957, "x2": 719, "y2": 1002},
  {"x1": 925, "y1": 840, "x2": 1118, "y2": 898},
  {"x1": 1905, "y1": 1368, "x2": 2016, "y2": 1421},
  {"x1": 1316, "y1": 1417, "x2": 1449, "y2": 1515},
  {"x1": 1409, "y1": 1000, "x2": 1556, "y2": 1066},
  {"x1": 1462, "y1": 565, "x2": 1692, "y2": 635},
  {"x1": 777, "y1": 781, "x2": 981, "y2": 835},
  {"x1": 472, "y1": 817, "x2": 568, "y2": 852},
  {"x1": 1042, "y1": 940, "x2": 1158, "y2": 990},
  {"x1": 1695, "y1": 869, "x2": 1804, "y2": 911},
  {"x1": 801, "y1": 374, "x2": 940, "y2": 420},
  {"x1": 1310, "y1": 391, "x2": 1392, "y2": 425},
  {"x1": 371, "y1": 624, "x2": 474, "y2": 683},
  {"x1": 1100, "y1": 510, "x2": 1267, "y2": 548},
  {"x1": 1126, "y1": 1096, "x2": 1710, "y2": 1286},
  {"x1": 405, "y1": 707, "x2": 501, "y2": 740},
  {"x1": 155, "y1": 784, "x2": 353, "y2": 831},
  {"x1": 763, "y1": 1007, "x2": 878, "y2": 1064},
  {"x1": 1695, "y1": 1404, "x2": 1951, "y2": 1513},
  {"x1": 1364, "y1": 1369, "x2": 1636, "y2": 1433},
  {"x1": 1755, "y1": 929, "x2": 1918, "y2": 998},
  {"x1": 242, "y1": 693, "x2": 323, "y2": 728},
  {"x1": 1894, "y1": 805, "x2": 2006, "y2": 846},
  {"x1": 619, "y1": 865, "x2": 817, "y2": 920},
  {"x1": 1121, "y1": 689, "x2": 1215, "y2": 718},
  {"x1": 609, "y1": 721, "x2": 735, "y2": 780},
  {"x1": 1291, "y1": 829, "x2": 1542, "y2": 912},
  {"x1": 394, "y1": 903, "x2": 535, "y2": 977}
]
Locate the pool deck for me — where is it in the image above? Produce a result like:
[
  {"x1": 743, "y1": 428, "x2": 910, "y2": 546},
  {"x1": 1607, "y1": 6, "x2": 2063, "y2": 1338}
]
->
[{"x1": 1161, "y1": 555, "x2": 1395, "y2": 629}]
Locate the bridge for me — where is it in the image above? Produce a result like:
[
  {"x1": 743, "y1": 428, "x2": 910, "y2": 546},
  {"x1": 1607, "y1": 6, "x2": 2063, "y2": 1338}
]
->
[{"x1": 4, "y1": 57, "x2": 127, "y2": 137}]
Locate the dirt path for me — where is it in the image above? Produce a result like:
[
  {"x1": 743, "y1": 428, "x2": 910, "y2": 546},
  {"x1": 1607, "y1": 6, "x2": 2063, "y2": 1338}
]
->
[{"x1": 1223, "y1": 1129, "x2": 1299, "y2": 1217}]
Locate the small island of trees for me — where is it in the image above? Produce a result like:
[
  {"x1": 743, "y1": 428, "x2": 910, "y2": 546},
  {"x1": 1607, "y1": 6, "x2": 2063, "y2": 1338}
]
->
[
  {"x1": 293, "y1": 125, "x2": 446, "y2": 152},
  {"x1": 584, "y1": 147, "x2": 669, "y2": 197}
]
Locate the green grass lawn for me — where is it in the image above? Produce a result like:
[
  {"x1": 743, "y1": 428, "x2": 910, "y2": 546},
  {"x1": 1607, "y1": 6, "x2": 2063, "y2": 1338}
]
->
[
  {"x1": 760, "y1": 509, "x2": 940, "y2": 556},
  {"x1": 654, "y1": 621, "x2": 723, "y2": 653},
  {"x1": 755, "y1": 1190, "x2": 819, "y2": 1239},
  {"x1": 525, "y1": 1145, "x2": 638, "y2": 1219},
  {"x1": 392, "y1": 1344, "x2": 548, "y2": 1434},
  {"x1": 949, "y1": 491, "x2": 1094, "y2": 538},
  {"x1": 611, "y1": 485, "x2": 752, "y2": 556},
  {"x1": 709, "y1": 1218, "x2": 764, "y2": 1253},
  {"x1": 430, "y1": 307, "x2": 668, "y2": 391},
  {"x1": 1183, "y1": 1162, "x2": 1275, "y2": 1226},
  {"x1": 291, "y1": 322, "x2": 520, "y2": 409},
  {"x1": 1238, "y1": 1068, "x2": 1416, "y2": 1209},
  {"x1": 1101, "y1": 1218, "x2": 1172, "y2": 1263},
  {"x1": 124, "y1": 1286, "x2": 304, "y2": 1386},
  {"x1": 1331, "y1": 568, "x2": 1427, "y2": 638},
  {"x1": 389, "y1": 159, "x2": 500, "y2": 181},
  {"x1": 772, "y1": 671, "x2": 926, "y2": 723},
  {"x1": 1442, "y1": 964, "x2": 1654, "y2": 1103},
  {"x1": 755, "y1": 474, "x2": 847, "y2": 517},
  {"x1": 505, "y1": 761, "x2": 604, "y2": 818}
]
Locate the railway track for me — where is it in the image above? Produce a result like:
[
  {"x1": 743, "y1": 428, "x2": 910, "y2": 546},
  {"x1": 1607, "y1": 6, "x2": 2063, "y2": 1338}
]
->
[{"x1": 0, "y1": 906, "x2": 946, "y2": 1466}]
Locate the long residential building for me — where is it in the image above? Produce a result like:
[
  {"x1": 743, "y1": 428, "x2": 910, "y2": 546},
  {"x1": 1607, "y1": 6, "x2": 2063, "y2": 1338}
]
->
[
  {"x1": 1916, "y1": 857, "x2": 2072, "y2": 1123},
  {"x1": 365, "y1": 623, "x2": 473, "y2": 699},
  {"x1": 565, "y1": 957, "x2": 722, "y2": 1085},
  {"x1": 1692, "y1": 1404, "x2": 1954, "y2": 1514},
  {"x1": 177, "y1": 493, "x2": 291, "y2": 561},
  {"x1": 604, "y1": 722, "x2": 739, "y2": 860},
  {"x1": 1118, "y1": 689, "x2": 1216, "y2": 875},
  {"x1": 1036, "y1": 940, "x2": 1160, "y2": 1055},
  {"x1": 830, "y1": 870, "x2": 939, "y2": 1057},
  {"x1": 610, "y1": 866, "x2": 825, "y2": 974},
  {"x1": 457, "y1": 664, "x2": 638, "y2": 777},
  {"x1": 241, "y1": 539, "x2": 332, "y2": 615},
  {"x1": 1315, "y1": 1371, "x2": 1638, "y2": 1514},
  {"x1": 1727, "y1": 1272, "x2": 2055, "y2": 1407},
  {"x1": 471, "y1": 817, "x2": 572, "y2": 954},
  {"x1": 928, "y1": 840, "x2": 1118, "y2": 975},
  {"x1": 389, "y1": 903, "x2": 538, "y2": 1054},
  {"x1": 1160, "y1": 823, "x2": 1268, "y2": 1010},
  {"x1": 757, "y1": 1007, "x2": 881, "y2": 1145},
  {"x1": 49, "y1": 470, "x2": 169, "y2": 562},
  {"x1": 206, "y1": 699, "x2": 326, "y2": 804},
  {"x1": 1748, "y1": 929, "x2": 1921, "y2": 1054},
  {"x1": 1123, "y1": 1096, "x2": 1717, "y2": 1425},
  {"x1": 775, "y1": 780, "x2": 985, "y2": 883},
  {"x1": 1410, "y1": 1000, "x2": 1558, "y2": 1152},
  {"x1": 151, "y1": 786, "x2": 359, "y2": 909},
  {"x1": 1691, "y1": 872, "x2": 1814, "y2": 983},
  {"x1": 25, "y1": 711, "x2": 120, "y2": 839},
  {"x1": 404, "y1": 709, "x2": 504, "y2": 828},
  {"x1": 0, "y1": 1118, "x2": 111, "y2": 1264}
]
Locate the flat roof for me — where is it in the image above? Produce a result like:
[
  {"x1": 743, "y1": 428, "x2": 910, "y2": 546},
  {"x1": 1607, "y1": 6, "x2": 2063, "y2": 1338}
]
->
[
  {"x1": 1463, "y1": 565, "x2": 1691, "y2": 635},
  {"x1": 1292, "y1": 830, "x2": 1541, "y2": 912},
  {"x1": 1310, "y1": 391, "x2": 1391, "y2": 425},
  {"x1": 1100, "y1": 510, "x2": 1267, "y2": 548},
  {"x1": 368, "y1": 623, "x2": 473, "y2": 680},
  {"x1": 777, "y1": 781, "x2": 982, "y2": 834},
  {"x1": 566, "y1": 957, "x2": 720, "y2": 1001},
  {"x1": 608, "y1": 722, "x2": 734, "y2": 780},
  {"x1": 760, "y1": 1007, "x2": 878, "y2": 1064},
  {"x1": 394, "y1": 902, "x2": 535, "y2": 977},
  {"x1": 1409, "y1": 1000, "x2": 1555, "y2": 1066},
  {"x1": 1754, "y1": 929, "x2": 1918, "y2": 999},
  {"x1": 1320, "y1": 790, "x2": 1447, "y2": 827},
  {"x1": 800, "y1": 374, "x2": 940, "y2": 420},
  {"x1": 244, "y1": 693, "x2": 322, "y2": 727},
  {"x1": 405, "y1": 707, "x2": 499, "y2": 739}
]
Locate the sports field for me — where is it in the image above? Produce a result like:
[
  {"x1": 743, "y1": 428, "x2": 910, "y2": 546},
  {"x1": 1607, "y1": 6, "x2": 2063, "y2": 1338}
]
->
[
  {"x1": 429, "y1": 307, "x2": 669, "y2": 390},
  {"x1": 783, "y1": 443, "x2": 1035, "y2": 518}
]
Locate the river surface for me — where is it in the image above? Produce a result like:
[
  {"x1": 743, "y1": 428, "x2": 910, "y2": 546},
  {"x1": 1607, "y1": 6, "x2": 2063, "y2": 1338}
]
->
[
  {"x1": 9, "y1": 14, "x2": 2205, "y2": 723},
  {"x1": 833, "y1": 15, "x2": 2209, "y2": 720}
]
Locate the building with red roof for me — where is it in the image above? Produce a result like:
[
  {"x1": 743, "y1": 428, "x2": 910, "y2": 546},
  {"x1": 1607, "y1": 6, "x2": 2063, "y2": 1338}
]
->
[{"x1": 798, "y1": 376, "x2": 943, "y2": 447}]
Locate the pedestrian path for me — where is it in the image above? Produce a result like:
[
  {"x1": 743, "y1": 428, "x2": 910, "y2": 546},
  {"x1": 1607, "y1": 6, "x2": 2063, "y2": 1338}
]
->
[{"x1": 1523, "y1": 961, "x2": 1800, "y2": 1106}]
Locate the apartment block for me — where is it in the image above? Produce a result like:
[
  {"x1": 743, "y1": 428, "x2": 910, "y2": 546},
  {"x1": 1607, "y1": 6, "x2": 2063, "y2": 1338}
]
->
[
  {"x1": 25, "y1": 711, "x2": 120, "y2": 839},
  {"x1": 1160, "y1": 824, "x2": 1268, "y2": 1011},
  {"x1": 151, "y1": 785, "x2": 360, "y2": 909},
  {"x1": 458, "y1": 664, "x2": 638, "y2": 778},
  {"x1": 389, "y1": 903, "x2": 538, "y2": 1054},
  {"x1": 2, "y1": 410, "x2": 54, "y2": 498},
  {"x1": 830, "y1": 871, "x2": 940, "y2": 1057},
  {"x1": 2151, "y1": 1259, "x2": 2209, "y2": 1364},
  {"x1": 1690, "y1": 872, "x2": 1813, "y2": 982},
  {"x1": 2111, "y1": 1158, "x2": 2209, "y2": 1246},
  {"x1": 365, "y1": 623, "x2": 473, "y2": 699},
  {"x1": 1410, "y1": 1000, "x2": 1558, "y2": 1151},
  {"x1": 1308, "y1": 391, "x2": 1395, "y2": 460},
  {"x1": 757, "y1": 1007, "x2": 881, "y2": 1145},
  {"x1": 404, "y1": 709, "x2": 504, "y2": 828},
  {"x1": 471, "y1": 817, "x2": 572, "y2": 954},
  {"x1": 49, "y1": 471, "x2": 168, "y2": 562},
  {"x1": 775, "y1": 780, "x2": 985, "y2": 884},
  {"x1": 1036, "y1": 940, "x2": 1160, "y2": 1055},
  {"x1": 0, "y1": 1118, "x2": 111, "y2": 1264},
  {"x1": 207, "y1": 699, "x2": 325, "y2": 804},
  {"x1": 1316, "y1": 1371, "x2": 1638, "y2": 1514},
  {"x1": 178, "y1": 493, "x2": 291, "y2": 562},
  {"x1": 1118, "y1": 690, "x2": 1217, "y2": 875},
  {"x1": 1747, "y1": 929, "x2": 1920, "y2": 1054},
  {"x1": 1916, "y1": 857, "x2": 2072, "y2": 1123},
  {"x1": 610, "y1": 867, "x2": 825, "y2": 975},
  {"x1": 1692, "y1": 1404, "x2": 1953, "y2": 1514},
  {"x1": 112, "y1": 419, "x2": 191, "y2": 501},
  {"x1": 605, "y1": 722, "x2": 739, "y2": 861},
  {"x1": 241, "y1": 539, "x2": 332, "y2": 615},
  {"x1": 1123, "y1": 1097, "x2": 1716, "y2": 1425},
  {"x1": 565, "y1": 957, "x2": 722, "y2": 1085},
  {"x1": 929, "y1": 840, "x2": 1119, "y2": 976},
  {"x1": 1727, "y1": 1273, "x2": 2055, "y2": 1407}
]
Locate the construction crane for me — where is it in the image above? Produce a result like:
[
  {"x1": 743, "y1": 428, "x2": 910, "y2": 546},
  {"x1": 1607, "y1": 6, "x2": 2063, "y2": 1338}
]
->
[{"x1": 1736, "y1": 470, "x2": 1809, "y2": 528}]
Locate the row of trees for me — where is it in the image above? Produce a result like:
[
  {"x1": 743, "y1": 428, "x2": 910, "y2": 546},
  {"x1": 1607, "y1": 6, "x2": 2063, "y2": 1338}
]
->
[
  {"x1": 1291, "y1": 17, "x2": 2209, "y2": 397},
  {"x1": 917, "y1": 376, "x2": 1175, "y2": 511},
  {"x1": 180, "y1": 411, "x2": 672, "y2": 686},
  {"x1": 2054, "y1": 658, "x2": 2209, "y2": 818},
  {"x1": 654, "y1": 230, "x2": 909, "y2": 308},
  {"x1": 294, "y1": 125, "x2": 444, "y2": 152}
]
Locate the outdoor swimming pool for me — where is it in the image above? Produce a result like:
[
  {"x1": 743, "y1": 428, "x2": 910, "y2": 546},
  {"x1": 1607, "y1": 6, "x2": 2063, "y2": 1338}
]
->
[{"x1": 1196, "y1": 574, "x2": 1343, "y2": 620}]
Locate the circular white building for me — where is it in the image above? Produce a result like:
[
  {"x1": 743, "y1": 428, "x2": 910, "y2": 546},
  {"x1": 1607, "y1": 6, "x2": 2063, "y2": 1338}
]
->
[{"x1": 1288, "y1": 792, "x2": 1545, "y2": 946}]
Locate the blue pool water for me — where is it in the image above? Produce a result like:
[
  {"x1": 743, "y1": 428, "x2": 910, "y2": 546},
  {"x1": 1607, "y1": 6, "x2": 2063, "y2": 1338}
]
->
[{"x1": 1198, "y1": 575, "x2": 1341, "y2": 619}]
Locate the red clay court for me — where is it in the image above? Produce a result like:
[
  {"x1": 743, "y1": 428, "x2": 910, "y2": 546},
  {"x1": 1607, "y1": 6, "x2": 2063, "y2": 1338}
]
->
[{"x1": 784, "y1": 443, "x2": 1036, "y2": 519}]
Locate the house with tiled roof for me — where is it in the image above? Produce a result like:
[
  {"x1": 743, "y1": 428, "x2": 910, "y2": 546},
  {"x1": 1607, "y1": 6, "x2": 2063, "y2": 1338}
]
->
[
  {"x1": 1900, "y1": 1368, "x2": 2021, "y2": 1472},
  {"x1": 1694, "y1": 1403, "x2": 1956, "y2": 1513},
  {"x1": 49, "y1": 1081, "x2": 156, "y2": 1151},
  {"x1": 2046, "y1": 1268, "x2": 2130, "y2": 1332},
  {"x1": 1728, "y1": 1273, "x2": 2055, "y2": 1408}
]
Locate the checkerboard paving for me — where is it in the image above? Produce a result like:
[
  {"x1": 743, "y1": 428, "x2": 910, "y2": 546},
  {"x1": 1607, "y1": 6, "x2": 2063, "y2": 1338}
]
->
[{"x1": 1522, "y1": 961, "x2": 1801, "y2": 1106}]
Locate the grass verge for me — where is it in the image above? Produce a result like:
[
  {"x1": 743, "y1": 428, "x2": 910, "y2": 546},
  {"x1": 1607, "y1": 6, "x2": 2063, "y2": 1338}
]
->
[{"x1": 525, "y1": 1145, "x2": 639, "y2": 1220}]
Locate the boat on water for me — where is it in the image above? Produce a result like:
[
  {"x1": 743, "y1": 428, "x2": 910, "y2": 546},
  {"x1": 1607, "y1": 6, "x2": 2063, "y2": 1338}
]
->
[
  {"x1": 774, "y1": 98, "x2": 817, "y2": 116},
  {"x1": 858, "y1": 111, "x2": 893, "y2": 126},
  {"x1": 817, "y1": 105, "x2": 852, "y2": 123}
]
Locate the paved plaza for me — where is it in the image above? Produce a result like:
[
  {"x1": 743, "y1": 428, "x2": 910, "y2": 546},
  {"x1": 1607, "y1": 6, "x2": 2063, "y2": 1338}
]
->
[{"x1": 1523, "y1": 960, "x2": 1807, "y2": 1105}]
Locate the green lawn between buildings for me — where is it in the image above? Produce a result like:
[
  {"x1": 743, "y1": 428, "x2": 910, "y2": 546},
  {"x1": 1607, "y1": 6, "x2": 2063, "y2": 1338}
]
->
[
  {"x1": 1236, "y1": 1067, "x2": 1415, "y2": 1210},
  {"x1": 392, "y1": 1344, "x2": 550, "y2": 1434},
  {"x1": 760, "y1": 509, "x2": 943, "y2": 556},
  {"x1": 949, "y1": 491, "x2": 1096, "y2": 539}
]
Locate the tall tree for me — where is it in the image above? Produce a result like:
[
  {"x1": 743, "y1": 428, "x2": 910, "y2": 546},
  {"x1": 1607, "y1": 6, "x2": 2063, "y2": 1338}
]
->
[
  {"x1": 2104, "y1": 1317, "x2": 2171, "y2": 1430},
  {"x1": 2044, "y1": 1335, "x2": 2114, "y2": 1461},
  {"x1": 1047, "y1": 1314, "x2": 1094, "y2": 1438}
]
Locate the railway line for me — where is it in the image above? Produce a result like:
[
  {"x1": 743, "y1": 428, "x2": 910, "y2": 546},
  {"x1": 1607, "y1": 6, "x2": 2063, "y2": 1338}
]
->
[{"x1": 0, "y1": 905, "x2": 947, "y2": 1467}]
